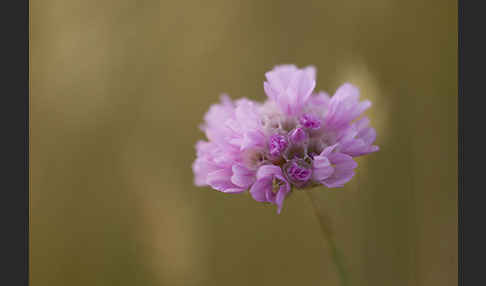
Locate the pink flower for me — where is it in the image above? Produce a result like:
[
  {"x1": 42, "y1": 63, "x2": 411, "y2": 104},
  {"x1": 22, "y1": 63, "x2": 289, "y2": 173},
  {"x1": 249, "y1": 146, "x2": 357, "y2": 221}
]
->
[
  {"x1": 324, "y1": 83, "x2": 371, "y2": 131},
  {"x1": 311, "y1": 144, "x2": 358, "y2": 188},
  {"x1": 249, "y1": 165, "x2": 291, "y2": 214},
  {"x1": 193, "y1": 65, "x2": 379, "y2": 213},
  {"x1": 264, "y1": 65, "x2": 316, "y2": 116},
  {"x1": 337, "y1": 117, "x2": 380, "y2": 157}
]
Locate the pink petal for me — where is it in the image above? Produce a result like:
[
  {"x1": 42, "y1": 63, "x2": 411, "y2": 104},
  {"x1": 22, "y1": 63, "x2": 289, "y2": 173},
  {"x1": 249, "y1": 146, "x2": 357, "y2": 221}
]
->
[
  {"x1": 250, "y1": 178, "x2": 272, "y2": 202},
  {"x1": 256, "y1": 165, "x2": 283, "y2": 180},
  {"x1": 231, "y1": 164, "x2": 255, "y2": 188}
]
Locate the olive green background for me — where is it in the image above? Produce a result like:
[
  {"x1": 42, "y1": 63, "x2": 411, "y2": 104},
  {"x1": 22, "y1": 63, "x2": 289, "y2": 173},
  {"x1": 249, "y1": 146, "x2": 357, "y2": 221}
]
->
[{"x1": 30, "y1": 0, "x2": 457, "y2": 285}]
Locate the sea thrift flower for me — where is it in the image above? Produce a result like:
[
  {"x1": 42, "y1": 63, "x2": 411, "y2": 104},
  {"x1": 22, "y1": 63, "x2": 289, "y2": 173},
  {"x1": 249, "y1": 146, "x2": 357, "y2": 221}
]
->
[
  {"x1": 249, "y1": 165, "x2": 291, "y2": 214},
  {"x1": 311, "y1": 144, "x2": 358, "y2": 188},
  {"x1": 193, "y1": 64, "x2": 379, "y2": 213}
]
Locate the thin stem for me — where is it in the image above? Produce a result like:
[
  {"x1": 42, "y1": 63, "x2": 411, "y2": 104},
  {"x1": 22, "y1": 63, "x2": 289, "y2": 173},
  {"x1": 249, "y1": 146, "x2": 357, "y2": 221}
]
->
[{"x1": 305, "y1": 190, "x2": 349, "y2": 286}]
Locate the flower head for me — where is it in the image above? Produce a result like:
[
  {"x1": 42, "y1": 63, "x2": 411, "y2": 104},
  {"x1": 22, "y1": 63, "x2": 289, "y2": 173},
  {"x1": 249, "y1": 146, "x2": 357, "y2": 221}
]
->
[{"x1": 193, "y1": 65, "x2": 379, "y2": 213}]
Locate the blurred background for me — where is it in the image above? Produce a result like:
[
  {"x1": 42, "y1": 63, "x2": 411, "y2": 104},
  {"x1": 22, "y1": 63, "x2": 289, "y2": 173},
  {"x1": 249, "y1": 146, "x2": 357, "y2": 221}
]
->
[{"x1": 30, "y1": 0, "x2": 457, "y2": 285}]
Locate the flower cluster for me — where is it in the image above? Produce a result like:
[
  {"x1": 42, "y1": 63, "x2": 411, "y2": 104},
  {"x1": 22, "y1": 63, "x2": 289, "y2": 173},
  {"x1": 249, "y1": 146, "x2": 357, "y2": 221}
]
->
[{"x1": 193, "y1": 65, "x2": 379, "y2": 213}]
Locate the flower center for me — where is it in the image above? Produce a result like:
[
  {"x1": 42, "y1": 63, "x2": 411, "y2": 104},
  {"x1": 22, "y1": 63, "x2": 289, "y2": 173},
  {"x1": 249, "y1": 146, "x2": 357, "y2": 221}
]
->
[{"x1": 272, "y1": 177, "x2": 285, "y2": 194}]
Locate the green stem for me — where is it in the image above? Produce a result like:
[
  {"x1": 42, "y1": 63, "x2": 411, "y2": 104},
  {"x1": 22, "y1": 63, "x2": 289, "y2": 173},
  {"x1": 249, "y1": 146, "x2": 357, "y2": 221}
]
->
[{"x1": 305, "y1": 191, "x2": 349, "y2": 286}]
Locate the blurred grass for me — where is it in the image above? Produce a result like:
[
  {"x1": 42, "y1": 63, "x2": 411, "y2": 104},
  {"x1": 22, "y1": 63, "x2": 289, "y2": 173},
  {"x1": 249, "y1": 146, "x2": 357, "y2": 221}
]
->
[{"x1": 30, "y1": 0, "x2": 457, "y2": 285}]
